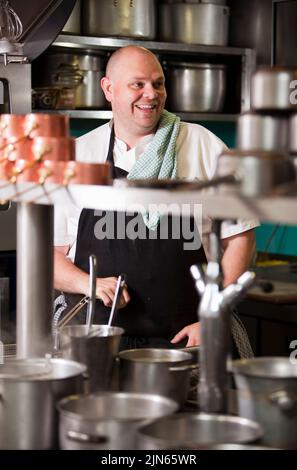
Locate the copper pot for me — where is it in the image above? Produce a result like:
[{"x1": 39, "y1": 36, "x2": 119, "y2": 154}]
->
[
  {"x1": 24, "y1": 114, "x2": 69, "y2": 138},
  {"x1": 65, "y1": 161, "x2": 111, "y2": 185},
  {"x1": 1, "y1": 139, "x2": 33, "y2": 162},
  {"x1": 14, "y1": 160, "x2": 69, "y2": 185},
  {"x1": 32, "y1": 137, "x2": 75, "y2": 162},
  {"x1": 0, "y1": 115, "x2": 26, "y2": 139}
]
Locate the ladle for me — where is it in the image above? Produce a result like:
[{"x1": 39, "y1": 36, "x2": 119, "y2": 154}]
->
[
  {"x1": 85, "y1": 254, "x2": 97, "y2": 335},
  {"x1": 107, "y1": 273, "x2": 126, "y2": 327}
]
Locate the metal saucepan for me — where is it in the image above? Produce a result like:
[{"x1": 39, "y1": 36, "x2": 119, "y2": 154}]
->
[
  {"x1": 237, "y1": 112, "x2": 289, "y2": 152},
  {"x1": 65, "y1": 161, "x2": 111, "y2": 185},
  {"x1": 118, "y1": 348, "x2": 197, "y2": 408},
  {"x1": 0, "y1": 357, "x2": 86, "y2": 450},
  {"x1": 232, "y1": 357, "x2": 297, "y2": 449},
  {"x1": 217, "y1": 149, "x2": 295, "y2": 197},
  {"x1": 251, "y1": 67, "x2": 297, "y2": 111},
  {"x1": 58, "y1": 391, "x2": 178, "y2": 450},
  {"x1": 24, "y1": 113, "x2": 69, "y2": 138},
  {"x1": 59, "y1": 324, "x2": 124, "y2": 393},
  {"x1": 136, "y1": 412, "x2": 263, "y2": 450},
  {"x1": 0, "y1": 114, "x2": 25, "y2": 138}
]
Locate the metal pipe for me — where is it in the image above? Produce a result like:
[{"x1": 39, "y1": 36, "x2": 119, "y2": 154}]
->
[{"x1": 16, "y1": 202, "x2": 53, "y2": 358}]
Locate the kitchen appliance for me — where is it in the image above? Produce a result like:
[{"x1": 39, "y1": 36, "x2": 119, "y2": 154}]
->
[
  {"x1": 159, "y1": 1, "x2": 229, "y2": 46},
  {"x1": 0, "y1": 357, "x2": 86, "y2": 449},
  {"x1": 232, "y1": 357, "x2": 297, "y2": 449},
  {"x1": 58, "y1": 392, "x2": 178, "y2": 450},
  {"x1": 83, "y1": 0, "x2": 156, "y2": 39},
  {"x1": 165, "y1": 61, "x2": 226, "y2": 113}
]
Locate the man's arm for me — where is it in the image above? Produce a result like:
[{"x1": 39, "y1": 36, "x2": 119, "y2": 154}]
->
[
  {"x1": 171, "y1": 229, "x2": 256, "y2": 347},
  {"x1": 54, "y1": 246, "x2": 130, "y2": 308}
]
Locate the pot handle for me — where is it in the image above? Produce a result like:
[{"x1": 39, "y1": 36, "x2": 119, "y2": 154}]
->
[
  {"x1": 66, "y1": 430, "x2": 109, "y2": 445},
  {"x1": 269, "y1": 390, "x2": 297, "y2": 412},
  {"x1": 169, "y1": 363, "x2": 199, "y2": 372}
]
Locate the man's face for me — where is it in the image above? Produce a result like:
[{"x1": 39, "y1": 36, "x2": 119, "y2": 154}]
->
[{"x1": 102, "y1": 51, "x2": 167, "y2": 136}]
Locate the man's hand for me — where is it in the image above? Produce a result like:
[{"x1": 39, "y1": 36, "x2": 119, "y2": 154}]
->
[
  {"x1": 96, "y1": 277, "x2": 130, "y2": 308},
  {"x1": 171, "y1": 322, "x2": 201, "y2": 347}
]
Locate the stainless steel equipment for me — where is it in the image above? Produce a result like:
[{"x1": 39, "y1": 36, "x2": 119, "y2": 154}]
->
[
  {"x1": 83, "y1": 0, "x2": 157, "y2": 39},
  {"x1": 32, "y1": 52, "x2": 108, "y2": 109},
  {"x1": 237, "y1": 113, "x2": 289, "y2": 152},
  {"x1": 165, "y1": 62, "x2": 226, "y2": 113},
  {"x1": 118, "y1": 348, "x2": 196, "y2": 408},
  {"x1": 251, "y1": 67, "x2": 297, "y2": 111},
  {"x1": 59, "y1": 324, "x2": 124, "y2": 392},
  {"x1": 159, "y1": 2, "x2": 229, "y2": 46},
  {"x1": 58, "y1": 392, "x2": 178, "y2": 450},
  {"x1": 136, "y1": 413, "x2": 263, "y2": 450},
  {"x1": 232, "y1": 357, "x2": 297, "y2": 449},
  {"x1": 0, "y1": 357, "x2": 86, "y2": 449},
  {"x1": 62, "y1": 0, "x2": 81, "y2": 34}
]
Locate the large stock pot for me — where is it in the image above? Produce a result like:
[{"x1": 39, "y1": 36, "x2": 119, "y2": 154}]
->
[{"x1": 0, "y1": 357, "x2": 86, "y2": 449}]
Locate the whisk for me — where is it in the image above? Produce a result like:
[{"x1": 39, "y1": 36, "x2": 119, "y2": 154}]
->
[{"x1": 0, "y1": 0, "x2": 23, "y2": 60}]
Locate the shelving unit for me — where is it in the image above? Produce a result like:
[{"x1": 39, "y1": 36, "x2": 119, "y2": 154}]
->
[{"x1": 40, "y1": 34, "x2": 256, "y2": 122}]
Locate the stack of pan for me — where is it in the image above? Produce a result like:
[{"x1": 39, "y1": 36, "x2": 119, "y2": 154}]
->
[{"x1": 217, "y1": 67, "x2": 297, "y2": 196}]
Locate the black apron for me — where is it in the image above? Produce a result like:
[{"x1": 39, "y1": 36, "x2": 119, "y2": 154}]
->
[{"x1": 65, "y1": 127, "x2": 207, "y2": 350}]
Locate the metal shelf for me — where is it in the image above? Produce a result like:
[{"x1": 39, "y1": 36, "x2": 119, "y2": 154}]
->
[
  {"x1": 34, "y1": 109, "x2": 238, "y2": 122},
  {"x1": 53, "y1": 34, "x2": 253, "y2": 57},
  {"x1": 1, "y1": 180, "x2": 297, "y2": 225}
]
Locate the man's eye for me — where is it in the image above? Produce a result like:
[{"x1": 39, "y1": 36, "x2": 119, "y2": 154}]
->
[
  {"x1": 132, "y1": 82, "x2": 143, "y2": 89},
  {"x1": 154, "y1": 81, "x2": 165, "y2": 90}
]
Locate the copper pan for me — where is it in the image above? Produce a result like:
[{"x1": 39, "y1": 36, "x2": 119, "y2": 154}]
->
[
  {"x1": 13, "y1": 160, "x2": 69, "y2": 185},
  {"x1": 24, "y1": 113, "x2": 69, "y2": 138},
  {"x1": 0, "y1": 114, "x2": 26, "y2": 139},
  {"x1": 0, "y1": 139, "x2": 33, "y2": 163},
  {"x1": 65, "y1": 161, "x2": 111, "y2": 185},
  {"x1": 32, "y1": 137, "x2": 75, "y2": 162},
  {"x1": 0, "y1": 161, "x2": 16, "y2": 181}
]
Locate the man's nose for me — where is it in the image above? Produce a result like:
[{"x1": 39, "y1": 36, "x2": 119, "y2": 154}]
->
[{"x1": 143, "y1": 84, "x2": 158, "y2": 99}]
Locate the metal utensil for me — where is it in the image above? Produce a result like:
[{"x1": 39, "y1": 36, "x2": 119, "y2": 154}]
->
[
  {"x1": 85, "y1": 254, "x2": 97, "y2": 334},
  {"x1": 107, "y1": 273, "x2": 126, "y2": 327}
]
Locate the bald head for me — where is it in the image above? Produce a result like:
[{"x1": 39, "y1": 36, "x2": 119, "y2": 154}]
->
[{"x1": 106, "y1": 46, "x2": 162, "y2": 79}]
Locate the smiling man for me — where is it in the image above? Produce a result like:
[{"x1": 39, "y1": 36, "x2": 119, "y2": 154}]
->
[{"x1": 54, "y1": 46, "x2": 258, "y2": 351}]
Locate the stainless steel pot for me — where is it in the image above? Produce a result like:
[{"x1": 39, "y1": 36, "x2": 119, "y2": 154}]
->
[
  {"x1": 59, "y1": 325, "x2": 124, "y2": 393},
  {"x1": 217, "y1": 149, "x2": 295, "y2": 197},
  {"x1": 289, "y1": 113, "x2": 297, "y2": 153},
  {"x1": 33, "y1": 52, "x2": 108, "y2": 109},
  {"x1": 58, "y1": 392, "x2": 178, "y2": 450},
  {"x1": 137, "y1": 412, "x2": 263, "y2": 449},
  {"x1": 118, "y1": 348, "x2": 196, "y2": 408},
  {"x1": 232, "y1": 357, "x2": 297, "y2": 449},
  {"x1": 0, "y1": 357, "x2": 86, "y2": 449},
  {"x1": 251, "y1": 67, "x2": 297, "y2": 111},
  {"x1": 62, "y1": 0, "x2": 81, "y2": 34},
  {"x1": 159, "y1": 3, "x2": 229, "y2": 46},
  {"x1": 237, "y1": 113, "x2": 289, "y2": 152},
  {"x1": 83, "y1": 0, "x2": 156, "y2": 39},
  {"x1": 165, "y1": 62, "x2": 226, "y2": 112}
]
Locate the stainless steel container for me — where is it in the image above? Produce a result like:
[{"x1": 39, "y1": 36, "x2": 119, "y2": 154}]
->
[
  {"x1": 232, "y1": 357, "x2": 297, "y2": 449},
  {"x1": 237, "y1": 113, "x2": 289, "y2": 152},
  {"x1": 251, "y1": 67, "x2": 297, "y2": 111},
  {"x1": 0, "y1": 357, "x2": 86, "y2": 449},
  {"x1": 137, "y1": 412, "x2": 263, "y2": 449},
  {"x1": 289, "y1": 113, "x2": 297, "y2": 153},
  {"x1": 33, "y1": 52, "x2": 108, "y2": 109},
  {"x1": 217, "y1": 149, "x2": 295, "y2": 197},
  {"x1": 118, "y1": 348, "x2": 196, "y2": 408},
  {"x1": 59, "y1": 325, "x2": 124, "y2": 393},
  {"x1": 58, "y1": 392, "x2": 178, "y2": 450},
  {"x1": 165, "y1": 62, "x2": 226, "y2": 112},
  {"x1": 159, "y1": 3, "x2": 229, "y2": 46},
  {"x1": 62, "y1": 0, "x2": 81, "y2": 34},
  {"x1": 83, "y1": 0, "x2": 156, "y2": 39}
]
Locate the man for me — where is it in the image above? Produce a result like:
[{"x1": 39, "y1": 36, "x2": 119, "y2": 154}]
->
[{"x1": 54, "y1": 46, "x2": 257, "y2": 349}]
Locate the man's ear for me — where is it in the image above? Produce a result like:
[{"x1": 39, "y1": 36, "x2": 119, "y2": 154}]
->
[{"x1": 101, "y1": 76, "x2": 113, "y2": 102}]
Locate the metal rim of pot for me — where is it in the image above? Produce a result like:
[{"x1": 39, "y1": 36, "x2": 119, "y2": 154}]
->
[
  {"x1": 232, "y1": 357, "x2": 297, "y2": 379},
  {"x1": 164, "y1": 61, "x2": 226, "y2": 70},
  {"x1": 57, "y1": 391, "x2": 178, "y2": 422}
]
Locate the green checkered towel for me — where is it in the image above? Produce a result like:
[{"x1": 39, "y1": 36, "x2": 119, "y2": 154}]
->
[{"x1": 127, "y1": 110, "x2": 180, "y2": 230}]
